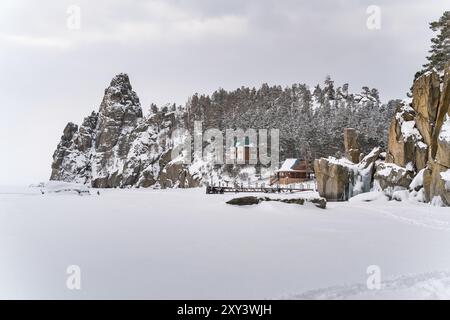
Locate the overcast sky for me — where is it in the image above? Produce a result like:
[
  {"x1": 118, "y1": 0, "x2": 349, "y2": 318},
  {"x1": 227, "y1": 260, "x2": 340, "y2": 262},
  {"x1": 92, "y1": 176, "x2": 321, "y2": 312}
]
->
[{"x1": 0, "y1": 0, "x2": 448, "y2": 185}]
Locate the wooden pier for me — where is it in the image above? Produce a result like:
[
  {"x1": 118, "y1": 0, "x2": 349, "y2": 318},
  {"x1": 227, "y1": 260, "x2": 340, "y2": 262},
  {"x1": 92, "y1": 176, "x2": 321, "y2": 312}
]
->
[{"x1": 206, "y1": 185, "x2": 315, "y2": 194}]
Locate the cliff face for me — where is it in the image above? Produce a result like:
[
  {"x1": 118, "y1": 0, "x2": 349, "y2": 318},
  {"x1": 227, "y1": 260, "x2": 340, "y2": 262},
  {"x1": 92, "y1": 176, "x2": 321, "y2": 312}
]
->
[
  {"x1": 50, "y1": 74, "x2": 201, "y2": 188},
  {"x1": 313, "y1": 63, "x2": 450, "y2": 206},
  {"x1": 378, "y1": 64, "x2": 450, "y2": 205}
]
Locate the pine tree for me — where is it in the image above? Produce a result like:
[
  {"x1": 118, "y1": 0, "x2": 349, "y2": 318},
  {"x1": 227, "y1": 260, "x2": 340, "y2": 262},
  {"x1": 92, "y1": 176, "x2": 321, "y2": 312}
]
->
[
  {"x1": 149, "y1": 103, "x2": 158, "y2": 114},
  {"x1": 417, "y1": 11, "x2": 450, "y2": 80}
]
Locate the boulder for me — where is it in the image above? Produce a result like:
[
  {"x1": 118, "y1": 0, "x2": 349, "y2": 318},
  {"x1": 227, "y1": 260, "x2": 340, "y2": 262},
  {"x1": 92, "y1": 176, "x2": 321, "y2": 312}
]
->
[
  {"x1": 314, "y1": 157, "x2": 355, "y2": 201},
  {"x1": 409, "y1": 168, "x2": 425, "y2": 191},
  {"x1": 226, "y1": 196, "x2": 327, "y2": 209},
  {"x1": 310, "y1": 198, "x2": 327, "y2": 209},
  {"x1": 226, "y1": 196, "x2": 260, "y2": 206},
  {"x1": 374, "y1": 162, "x2": 414, "y2": 190},
  {"x1": 359, "y1": 147, "x2": 382, "y2": 170},
  {"x1": 314, "y1": 146, "x2": 383, "y2": 202}
]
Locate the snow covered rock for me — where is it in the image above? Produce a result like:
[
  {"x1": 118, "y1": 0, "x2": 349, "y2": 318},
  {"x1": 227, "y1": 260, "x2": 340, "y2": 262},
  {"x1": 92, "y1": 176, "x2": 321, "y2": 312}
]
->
[
  {"x1": 226, "y1": 196, "x2": 327, "y2": 209},
  {"x1": 378, "y1": 63, "x2": 450, "y2": 206},
  {"x1": 436, "y1": 114, "x2": 450, "y2": 168},
  {"x1": 412, "y1": 70, "x2": 441, "y2": 146},
  {"x1": 314, "y1": 147, "x2": 382, "y2": 201},
  {"x1": 409, "y1": 168, "x2": 425, "y2": 191},
  {"x1": 50, "y1": 113, "x2": 97, "y2": 184},
  {"x1": 386, "y1": 101, "x2": 427, "y2": 171},
  {"x1": 50, "y1": 74, "x2": 200, "y2": 189},
  {"x1": 157, "y1": 149, "x2": 201, "y2": 188},
  {"x1": 348, "y1": 191, "x2": 388, "y2": 203},
  {"x1": 374, "y1": 162, "x2": 414, "y2": 190},
  {"x1": 91, "y1": 73, "x2": 143, "y2": 187},
  {"x1": 424, "y1": 162, "x2": 450, "y2": 206},
  {"x1": 422, "y1": 64, "x2": 450, "y2": 206},
  {"x1": 314, "y1": 157, "x2": 355, "y2": 201}
]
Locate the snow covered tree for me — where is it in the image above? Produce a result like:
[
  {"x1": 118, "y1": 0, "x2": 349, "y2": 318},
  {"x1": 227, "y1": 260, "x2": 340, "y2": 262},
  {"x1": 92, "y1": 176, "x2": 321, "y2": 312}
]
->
[
  {"x1": 416, "y1": 11, "x2": 450, "y2": 80},
  {"x1": 149, "y1": 103, "x2": 158, "y2": 114}
]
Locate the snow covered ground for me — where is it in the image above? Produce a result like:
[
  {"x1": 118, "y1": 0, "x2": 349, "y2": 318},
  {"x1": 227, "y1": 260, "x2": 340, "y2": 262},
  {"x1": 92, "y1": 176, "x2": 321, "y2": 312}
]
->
[{"x1": 0, "y1": 185, "x2": 450, "y2": 299}]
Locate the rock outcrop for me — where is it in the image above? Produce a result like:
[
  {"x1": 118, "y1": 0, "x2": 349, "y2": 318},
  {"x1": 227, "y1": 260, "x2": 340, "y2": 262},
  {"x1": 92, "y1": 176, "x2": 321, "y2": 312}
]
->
[
  {"x1": 385, "y1": 102, "x2": 427, "y2": 171},
  {"x1": 344, "y1": 128, "x2": 361, "y2": 163},
  {"x1": 50, "y1": 113, "x2": 98, "y2": 184},
  {"x1": 50, "y1": 74, "x2": 200, "y2": 189},
  {"x1": 314, "y1": 146, "x2": 381, "y2": 201},
  {"x1": 314, "y1": 157, "x2": 355, "y2": 201},
  {"x1": 375, "y1": 65, "x2": 450, "y2": 206},
  {"x1": 412, "y1": 71, "x2": 440, "y2": 147}
]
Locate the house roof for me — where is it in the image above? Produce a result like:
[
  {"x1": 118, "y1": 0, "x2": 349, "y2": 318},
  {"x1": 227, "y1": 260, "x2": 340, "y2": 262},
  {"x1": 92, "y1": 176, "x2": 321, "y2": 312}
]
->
[
  {"x1": 277, "y1": 158, "x2": 300, "y2": 172},
  {"x1": 277, "y1": 158, "x2": 314, "y2": 173}
]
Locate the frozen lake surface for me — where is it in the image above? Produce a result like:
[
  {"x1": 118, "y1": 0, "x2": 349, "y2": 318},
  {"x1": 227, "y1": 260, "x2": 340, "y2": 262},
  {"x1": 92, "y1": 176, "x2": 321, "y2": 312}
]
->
[{"x1": 1, "y1": 186, "x2": 450, "y2": 299}]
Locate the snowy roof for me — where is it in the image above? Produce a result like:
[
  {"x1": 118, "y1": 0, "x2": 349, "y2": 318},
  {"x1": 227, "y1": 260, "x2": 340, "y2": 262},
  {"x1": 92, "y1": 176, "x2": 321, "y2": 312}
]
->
[{"x1": 277, "y1": 158, "x2": 301, "y2": 172}]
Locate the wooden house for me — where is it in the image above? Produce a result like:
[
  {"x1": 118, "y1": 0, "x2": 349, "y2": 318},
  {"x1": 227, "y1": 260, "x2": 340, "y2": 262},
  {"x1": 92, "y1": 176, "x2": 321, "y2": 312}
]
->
[{"x1": 272, "y1": 158, "x2": 314, "y2": 185}]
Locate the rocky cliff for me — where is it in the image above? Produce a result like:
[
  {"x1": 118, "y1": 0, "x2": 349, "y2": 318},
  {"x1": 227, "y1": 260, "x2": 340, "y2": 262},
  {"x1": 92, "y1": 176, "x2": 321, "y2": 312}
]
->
[
  {"x1": 314, "y1": 63, "x2": 450, "y2": 206},
  {"x1": 377, "y1": 64, "x2": 450, "y2": 205},
  {"x1": 50, "y1": 74, "x2": 201, "y2": 188}
]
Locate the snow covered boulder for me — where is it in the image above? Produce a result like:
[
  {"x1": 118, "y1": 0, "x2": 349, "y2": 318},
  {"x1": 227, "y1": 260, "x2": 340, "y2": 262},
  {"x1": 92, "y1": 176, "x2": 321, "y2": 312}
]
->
[
  {"x1": 314, "y1": 147, "x2": 381, "y2": 201},
  {"x1": 373, "y1": 162, "x2": 414, "y2": 191},
  {"x1": 348, "y1": 191, "x2": 388, "y2": 203},
  {"x1": 314, "y1": 157, "x2": 355, "y2": 201},
  {"x1": 226, "y1": 196, "x2": 327, "y2": 209},
  {"x1": 359, "y1": 147, "x2": 382, "y2": 170},
  {"x1": 424, "y1": 163, "x2": 450, "y2": 206},
  {"x1": 409, "y1": 168, "x2": 425, "y2": 191}
]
